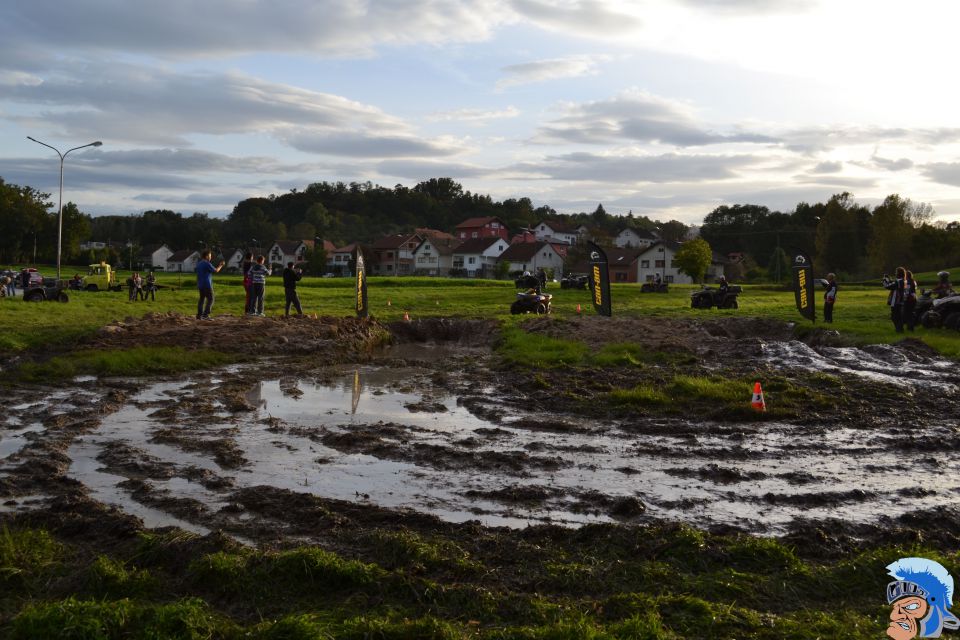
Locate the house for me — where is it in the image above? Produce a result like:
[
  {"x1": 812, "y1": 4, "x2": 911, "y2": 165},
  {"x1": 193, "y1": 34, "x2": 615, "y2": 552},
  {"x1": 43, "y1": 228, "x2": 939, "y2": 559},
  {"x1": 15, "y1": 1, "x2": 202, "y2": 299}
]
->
[
  {"x1": 80, "y1": 240, "x2": 129, "y2": 252},
  {"x1": 635, "y1": 241, "x2": 726, "y2": 284},
  {"x1": 451, "y1": 237, "x2": 509, "y2": 278},
  {"x1": 167, "y1": 250, "x2": 201, "y2": 273},
  {"x1": 370, "y1": 233, "x2": 422, "y2": 275},
  {"x1": 605, "y1": 248, "x2": 642, "y2": 283},
  {"x1": 510, "y1": 227, "x2": 537, "y2": 244},
  {"x1": 615, "y1": 227, "x2": 659, "y2": 249},
  {"x1": 534, "y1": 220, "x2": 579, "y2": 245},
  {"x1": 454, "y1": 216, "x2": 509, "y2": 241},
  {"x1": 267, "y1": 240, "x2": 311, "y2": 268},
  {"x1": 412, "y1": 236, "x2": 460, "y2": 276},
  {"x1": 497, "y1": 241, "x2": 564, "y2": 279},
  {"x1": 224, "y1": 247, "x2": 260, "y2": 272},
  {"x1": 415, "y1": 228, "x2": 457, "y2": 243},
  {"x1": 328, "y1": 243, "x2": 359, "y2": 276},
  {"x1": 138, "y1": 244, "x2": 173, "y2": 270}
]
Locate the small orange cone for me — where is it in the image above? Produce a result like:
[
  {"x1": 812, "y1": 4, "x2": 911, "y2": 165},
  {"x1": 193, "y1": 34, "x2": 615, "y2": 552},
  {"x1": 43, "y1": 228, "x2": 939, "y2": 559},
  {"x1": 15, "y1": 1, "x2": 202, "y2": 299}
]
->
[
  {"x1": 403, "y1": 311, "x2": 410, "y2": 321},
  {"x1": 576, "y1": 303, "x2": 581, "y2": 314},
  {"x1": 751, "y1": 381, "x2": 766, "y2": 412}
]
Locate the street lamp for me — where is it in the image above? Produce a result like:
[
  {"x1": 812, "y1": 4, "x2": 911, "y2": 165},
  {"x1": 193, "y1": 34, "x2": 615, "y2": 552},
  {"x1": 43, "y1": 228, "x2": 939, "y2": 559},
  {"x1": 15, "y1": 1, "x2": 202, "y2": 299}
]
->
[{"x1": 26, "y1": 136, "x2": 103, "y2": 281}]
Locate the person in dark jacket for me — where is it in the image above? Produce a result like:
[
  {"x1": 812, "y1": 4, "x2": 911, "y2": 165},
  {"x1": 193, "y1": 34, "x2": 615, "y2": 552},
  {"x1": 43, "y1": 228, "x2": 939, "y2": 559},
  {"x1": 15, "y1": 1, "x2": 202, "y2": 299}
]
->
[
  {"x1": 241, "y1": 252, "x2": 254, "y2": 314},
  {"x1": 904, "y1": 270, "x2": 919, "y2": 331},
  {"x1": 144, "y1": 271, "x2": 157, "y2": 302},
  {"x1": 884, "y1": 267, "x2": 907, "y2": 333},
  {"x1": 282, "y1": 261, "x2": 303, "y2": 316},
  {"x1": 821, "y1": 273, "x2": 838, "y2": 323}
]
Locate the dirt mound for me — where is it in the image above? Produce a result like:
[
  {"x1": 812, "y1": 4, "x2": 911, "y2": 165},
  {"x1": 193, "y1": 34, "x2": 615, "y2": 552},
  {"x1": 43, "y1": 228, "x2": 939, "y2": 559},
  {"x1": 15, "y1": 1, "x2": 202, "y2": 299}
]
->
[
  {"x1": 387, "y1": 318, "x2": 499, "y2": 345},
  {"x1": 520, "y1": 315, "x2": 794, "y2": 353},
  {"x1": 87, "y1": 312, "x2": 389, "y2": 357}
]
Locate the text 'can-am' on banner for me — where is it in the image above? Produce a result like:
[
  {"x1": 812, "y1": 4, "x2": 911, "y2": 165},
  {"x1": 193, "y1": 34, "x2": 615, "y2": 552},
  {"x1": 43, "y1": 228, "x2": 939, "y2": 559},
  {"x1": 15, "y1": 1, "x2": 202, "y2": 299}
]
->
[
  {"x1": 588, "y1": 242, "x2": 612, "y2": 317},
  {"x1": 792, "y1": 251, "x2": 815, "y2": 322},
  {"x1": 355, "y1": 249, "x2": 368, "y2": 318}
]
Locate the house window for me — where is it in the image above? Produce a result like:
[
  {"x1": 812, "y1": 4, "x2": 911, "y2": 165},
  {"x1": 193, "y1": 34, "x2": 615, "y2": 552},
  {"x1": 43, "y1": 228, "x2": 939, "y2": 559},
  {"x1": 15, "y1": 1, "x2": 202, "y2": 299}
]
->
[
  {"x1": 655, "y1": 260, "x2": 665, "y2": 268},
  {"x1": 459, "y1": 232, "x2": 466, "y2": 239},
  {"x1": 641, "y1": 260, "x2": 650, "y2": 268},
  {"x1": 387, "y1": 264, "x2": 393, "y2": 271},
  {"x1": 498, "y1": 245, "x2": 504, "y2": 251},
  {"x1": 468, "y1": 257, "x2": 476, "y2": 265},
  {"x1": 472, "y1": 232, "x2": 478, "y2": 238}
]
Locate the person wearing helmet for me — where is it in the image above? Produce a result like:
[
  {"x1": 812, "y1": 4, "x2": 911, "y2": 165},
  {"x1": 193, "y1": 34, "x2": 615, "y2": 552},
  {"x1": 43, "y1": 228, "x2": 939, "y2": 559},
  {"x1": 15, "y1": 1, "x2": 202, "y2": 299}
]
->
[
  {"x1": 886, "y1": 557, "x2": 960, "y2": 639},
  {"x1": 932, "y1": 271, "x2": 954, "y2": 299},
  {"x1": 821, "y1": 273, "x2": 838, "y2": 323}
]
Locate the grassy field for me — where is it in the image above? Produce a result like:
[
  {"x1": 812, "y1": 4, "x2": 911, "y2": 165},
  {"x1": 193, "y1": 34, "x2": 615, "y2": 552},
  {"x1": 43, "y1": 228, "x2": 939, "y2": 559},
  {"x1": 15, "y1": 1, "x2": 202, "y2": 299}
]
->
[{"x1": 1, "y1": 272, "x2": 957, "y2": 357}]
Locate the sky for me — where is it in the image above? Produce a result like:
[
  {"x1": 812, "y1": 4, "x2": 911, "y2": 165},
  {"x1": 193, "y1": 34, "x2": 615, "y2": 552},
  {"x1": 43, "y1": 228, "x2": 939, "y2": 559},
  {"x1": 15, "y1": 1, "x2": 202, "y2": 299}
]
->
[{"x1": 2, "y1": 0, "x2": 960, "y2": 226}]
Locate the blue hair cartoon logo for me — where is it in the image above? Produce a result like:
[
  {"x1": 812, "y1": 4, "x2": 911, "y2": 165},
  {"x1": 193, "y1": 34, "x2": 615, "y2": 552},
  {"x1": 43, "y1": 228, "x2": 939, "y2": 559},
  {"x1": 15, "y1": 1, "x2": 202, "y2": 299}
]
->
[{"x1": 887, "y1": 557, "x2": 960, "y2": 638}]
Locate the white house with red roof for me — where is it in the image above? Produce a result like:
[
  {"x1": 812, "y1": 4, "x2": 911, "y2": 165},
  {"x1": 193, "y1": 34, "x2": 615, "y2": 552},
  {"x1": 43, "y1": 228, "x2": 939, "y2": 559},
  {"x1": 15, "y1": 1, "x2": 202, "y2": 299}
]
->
[
  {"x1": 534, "y1": 220, "x2": 579, "y2": 245},
  {"x1": 454, "y1": 216, "x2": 509, "y2": 241},
  {"x1": 497, "y1": 241, "x2": 564, "y2": 277},
  {"x1": 328, "y1": 243, "x2": 358, "y2": 275},
  {"x1": 267, "y1": 240, "x2": 312, "y2": 268},
  {"x1": 451, "y1": 237, "x2": 509, "y2": 278}
]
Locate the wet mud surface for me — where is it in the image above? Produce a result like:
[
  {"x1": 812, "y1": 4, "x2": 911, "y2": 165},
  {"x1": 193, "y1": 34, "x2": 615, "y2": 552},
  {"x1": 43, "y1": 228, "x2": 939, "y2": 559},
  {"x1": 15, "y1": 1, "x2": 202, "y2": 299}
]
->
[{"x1": 2, "y1": 315, "x2": 960, "y2": 549}]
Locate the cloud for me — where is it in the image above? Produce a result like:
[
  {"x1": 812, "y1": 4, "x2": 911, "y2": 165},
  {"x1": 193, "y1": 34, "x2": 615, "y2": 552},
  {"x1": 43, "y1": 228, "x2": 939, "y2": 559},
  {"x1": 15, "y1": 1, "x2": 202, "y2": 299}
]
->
[
  {"x1": 497, "y1": 55, "x2": 609, "y2": 89},
  {"x1": 376, "y1": 159, "x2": 492, "y2": 180},
  {"x1": 533, "y1": 90, "x2": 778, "y2": 147},
  {"x1": 870, "y1": 154, "x2": 914, "y2": 172},
  {"x1": 426, "y1": 106, "x2": 521, "y2": 123},
  {"x1": 281, "y1": 130, "x2": 462, "y2": 158},
  {"x1": 676, "y1": 0, "x2": 817, "y2": 14},
  {"x1": 508, "y1": 151, "x2": 762, "y2": 183},
  {"x1": 810, "y1": 161, "x2": 842, "y2": 174},
  {"x1": 782, "y1": 125, "x2": 960, "y2": 154},
  {"x1": 508, "y1": 0, "x2": 643, "y2": 37},
  {"x1": 922, "y1": 162, "x2": 960, "y2": 188},
  {"x1": 0, "y1": 0, "x2": 508, "y2": 58}
]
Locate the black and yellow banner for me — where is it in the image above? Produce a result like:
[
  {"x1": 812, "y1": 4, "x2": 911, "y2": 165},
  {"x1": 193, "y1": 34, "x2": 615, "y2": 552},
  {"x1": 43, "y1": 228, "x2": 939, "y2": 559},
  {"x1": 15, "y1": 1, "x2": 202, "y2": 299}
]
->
[
  {"x1": 588, "y1": 242, "x2": 612, "y2": 317},
  {"x1": 355, "y1": 249, "x2": 368, "y2": 318},
  {"x1": 792, "y1": 251, "x2": 815, "y2": 322}
]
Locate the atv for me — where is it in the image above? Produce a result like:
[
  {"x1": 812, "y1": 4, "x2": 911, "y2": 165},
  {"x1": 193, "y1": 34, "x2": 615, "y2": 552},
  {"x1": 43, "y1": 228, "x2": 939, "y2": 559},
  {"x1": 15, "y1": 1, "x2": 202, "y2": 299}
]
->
[
  {"x1": 691, "y1": 285, "x2": 741, "y2": 309},
  {"x1": 641, "y1": 281, "x2": 669, "y2": 293},
  {"x1": 560, "y1": 274, "x2": 588, "y2": 290},
  {"x1": 511, "y1": 290, "x2": 553, "y2": 315},
  {"x1": 23, "y1": 277, "x2": 69, "y2": 303},
  {"x1": 917, "y1": 290, "x2": 960, "y2": 330}
]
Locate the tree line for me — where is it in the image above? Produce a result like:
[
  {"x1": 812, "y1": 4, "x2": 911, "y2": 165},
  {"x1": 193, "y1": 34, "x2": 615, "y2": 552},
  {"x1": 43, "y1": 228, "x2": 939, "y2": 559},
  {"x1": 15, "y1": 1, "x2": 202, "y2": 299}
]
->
[{"x1": 2, "y1": 174, "x2": 958, "y2": 280}]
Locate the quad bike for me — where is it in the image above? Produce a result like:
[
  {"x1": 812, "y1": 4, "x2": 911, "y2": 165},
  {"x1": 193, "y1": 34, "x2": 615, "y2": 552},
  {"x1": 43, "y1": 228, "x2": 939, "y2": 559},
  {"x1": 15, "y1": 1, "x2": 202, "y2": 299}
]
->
[
  {"x1": 560, "y1": 274, "x2": 588, "y2": 290},
  {"x1": 916, "y1": 290, "x2": 960, "y2": 330},
  {"x1": 511, "y1": 290, "x2": 553, "y2": 315},
  {"x1": 691, "y1": 285, "x2": 741, "y2": 309},
  {"x1": 641, "y1": 282, "x2": 669, "y2": 293},
  {"x1": 23, "y1": 277, "x2": 69, "y2": 303}
]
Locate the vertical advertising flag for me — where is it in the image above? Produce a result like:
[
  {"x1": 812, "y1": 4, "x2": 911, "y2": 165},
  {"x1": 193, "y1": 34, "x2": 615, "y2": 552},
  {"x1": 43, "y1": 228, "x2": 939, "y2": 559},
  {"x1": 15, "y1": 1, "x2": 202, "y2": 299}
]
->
[
  {"x1": 355, "y1": 249, "x2": 368, "y2": 318},
  {"x1": 792, "y1": 251, "x2": 815, "y2": 322},
  {"x1": 588, "y1": 242, "x2": 612, "y2": 317}
]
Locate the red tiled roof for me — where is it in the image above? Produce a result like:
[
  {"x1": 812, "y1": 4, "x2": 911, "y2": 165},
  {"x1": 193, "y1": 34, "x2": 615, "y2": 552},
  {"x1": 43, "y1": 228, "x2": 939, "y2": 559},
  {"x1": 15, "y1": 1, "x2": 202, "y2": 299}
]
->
[
  {"x1": 455, "y1": 216, "x2": 504, "y2": 229},
  {"x1": 452, "y1": 237, "x2": 502, "y2": 254},
  {"x1": 499, "y1": 242, "x2": 552, "y2": 262},
  {"x1": 372, "y1": 233, "x2": 420, "y2": 249}
]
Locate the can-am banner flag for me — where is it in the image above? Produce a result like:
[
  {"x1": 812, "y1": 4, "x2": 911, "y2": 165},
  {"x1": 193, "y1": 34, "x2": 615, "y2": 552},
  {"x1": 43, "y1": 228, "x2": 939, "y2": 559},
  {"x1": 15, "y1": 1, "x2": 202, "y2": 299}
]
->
[
  {"x1": 792, "y1": 251, "x2": 815, "y2": 322},
  {"x1": 355, "y1": 249, "x2": 368, "y2": 318},
  {"x1": 588, "y1": 242, "x2": 612, "y2": 317}
]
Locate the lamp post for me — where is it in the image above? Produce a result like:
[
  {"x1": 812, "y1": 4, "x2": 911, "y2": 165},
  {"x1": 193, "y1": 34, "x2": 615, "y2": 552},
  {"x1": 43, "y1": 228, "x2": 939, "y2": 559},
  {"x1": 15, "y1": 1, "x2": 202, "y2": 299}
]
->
[{"x1": 26, "y1": 136, "x2": 103, "y2": 281}]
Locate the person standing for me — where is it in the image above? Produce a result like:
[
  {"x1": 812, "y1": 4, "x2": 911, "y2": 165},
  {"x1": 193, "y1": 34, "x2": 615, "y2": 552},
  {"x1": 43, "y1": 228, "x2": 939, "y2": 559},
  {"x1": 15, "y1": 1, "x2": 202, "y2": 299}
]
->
[
  {"x1": 282, "y1": 261, "x2": 304, "y2": 317},
  {"x1": 126, "y1": 273, "x2": 136, "y2": 302},
  {"x1": 241, "y1": 251, "x2": 254, "y2": 314},
  {"x1": 5, "y1": 272, "x2": 15, "y2": 298},
  {"x1": 195, "y1": 250, "x2": 224, "y2": 320},
  {"x1": 536, "y1": 267, "x2": 547, "y2": 291},
  {"x1": 145, "y1": 271, "x2": 157, "y2": 302},
  {"x1": 247, "y1": 255, "x2": 271, "y2": 317},
  {"x1": 822, "y1": 273, "x2": 838, "y2": 323},
  {"x1": 884, "y1": 267, "x2": 907, "y2": 333},
  {"x1": 904, "y1": 269, "x2": 919, "y2": 331}
]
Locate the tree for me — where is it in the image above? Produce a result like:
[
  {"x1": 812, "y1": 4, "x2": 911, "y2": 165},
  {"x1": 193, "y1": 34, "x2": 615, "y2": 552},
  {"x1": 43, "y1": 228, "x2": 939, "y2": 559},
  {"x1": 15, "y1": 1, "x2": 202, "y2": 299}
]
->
[
  {"x1": 674, "y1": 238, "x2": 713, "y2": 284},
  {"x1": 867, "y1": 194, "x2": 913, "y2": 275},
  {"x1": 657, "y1": 220, "x2": 690, "y2": 243},
  {"x1": 814, "y1": 193, "x2": 865, "y2": 276}
]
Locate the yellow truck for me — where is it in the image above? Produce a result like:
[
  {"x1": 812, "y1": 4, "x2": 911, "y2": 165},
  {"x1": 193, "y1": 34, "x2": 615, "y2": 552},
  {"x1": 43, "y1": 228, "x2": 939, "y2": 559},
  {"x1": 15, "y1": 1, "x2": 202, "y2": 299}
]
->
[{"x1": 83, "y1": 263, "x2": 122, "y2": 291}]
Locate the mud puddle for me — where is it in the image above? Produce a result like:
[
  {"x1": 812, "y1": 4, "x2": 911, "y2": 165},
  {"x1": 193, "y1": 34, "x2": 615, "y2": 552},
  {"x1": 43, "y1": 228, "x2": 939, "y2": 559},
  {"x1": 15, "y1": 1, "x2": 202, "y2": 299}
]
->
[
  {"x1": 23, "y1": 353, "x2": 957, "y2": 537},
  {"x1": 762, "y1": 340, "x2": 960, "y2": 391}
]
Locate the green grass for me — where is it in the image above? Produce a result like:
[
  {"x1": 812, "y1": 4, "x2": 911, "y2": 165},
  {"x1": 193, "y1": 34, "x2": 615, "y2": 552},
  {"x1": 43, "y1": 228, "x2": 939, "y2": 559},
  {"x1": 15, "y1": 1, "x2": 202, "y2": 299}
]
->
[
  {"x1": 2, "y1": 275, "x2": 958, "y2": 358},
  {"x1": 13, "y1": 346, "x2": 234, "y2": 382}
]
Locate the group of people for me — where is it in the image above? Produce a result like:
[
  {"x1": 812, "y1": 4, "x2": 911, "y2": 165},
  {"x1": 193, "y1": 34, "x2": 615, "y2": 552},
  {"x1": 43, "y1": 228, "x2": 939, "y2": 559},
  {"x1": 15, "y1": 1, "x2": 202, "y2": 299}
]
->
[
  {"x1": 126, "y1": 271, "x2": 157, "y2": 302},
  {"x1": 194, "y1": 250, "x2": 304, "y2": 320},
  {"x1": 883, "y1": 268, "x2": 954, "y2": 333}
]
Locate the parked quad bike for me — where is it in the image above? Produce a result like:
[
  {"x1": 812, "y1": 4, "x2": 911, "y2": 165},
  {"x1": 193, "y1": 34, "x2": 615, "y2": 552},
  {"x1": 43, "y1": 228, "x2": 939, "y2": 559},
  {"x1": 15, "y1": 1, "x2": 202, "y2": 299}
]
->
[
  {"x1": 511, "y1": 290, "x2": 552, "y2": 315},
  {"x1": 23, "y1": 277, "x2": 69, "y2": 303},
  {"x1": 560, "y1": 274, "x2": 588, "y2": 290},
  {"x1": 641, "y1": 282, "x2": 669, "y2": 293},
  {"x1": 691, "y1": 285, "x2": 741, "y2": 309},
  {"x1": 916, "y1": 290, "x2": 960, "y2": 331}
]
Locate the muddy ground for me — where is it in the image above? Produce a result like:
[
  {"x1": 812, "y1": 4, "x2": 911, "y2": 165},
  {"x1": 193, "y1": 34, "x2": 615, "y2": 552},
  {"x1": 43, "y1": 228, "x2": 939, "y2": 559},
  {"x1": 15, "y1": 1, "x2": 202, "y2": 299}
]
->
[{"x1": 2, "y1": 313, "x2": 960, "y2": 558}]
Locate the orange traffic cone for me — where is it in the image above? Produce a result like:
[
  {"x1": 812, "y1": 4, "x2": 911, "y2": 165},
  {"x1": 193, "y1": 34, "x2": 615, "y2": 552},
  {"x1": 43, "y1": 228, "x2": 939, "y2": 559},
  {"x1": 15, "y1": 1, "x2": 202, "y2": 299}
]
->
[
  {"x1": 403, "y1": 311, "x2": 410, "y2": 321},
  {"x1": 576, "y1": 303, "x2": 582, "y2": 314},
  {"x1": 751, "y1": 381, "x2": 766, "y2": 412}
]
